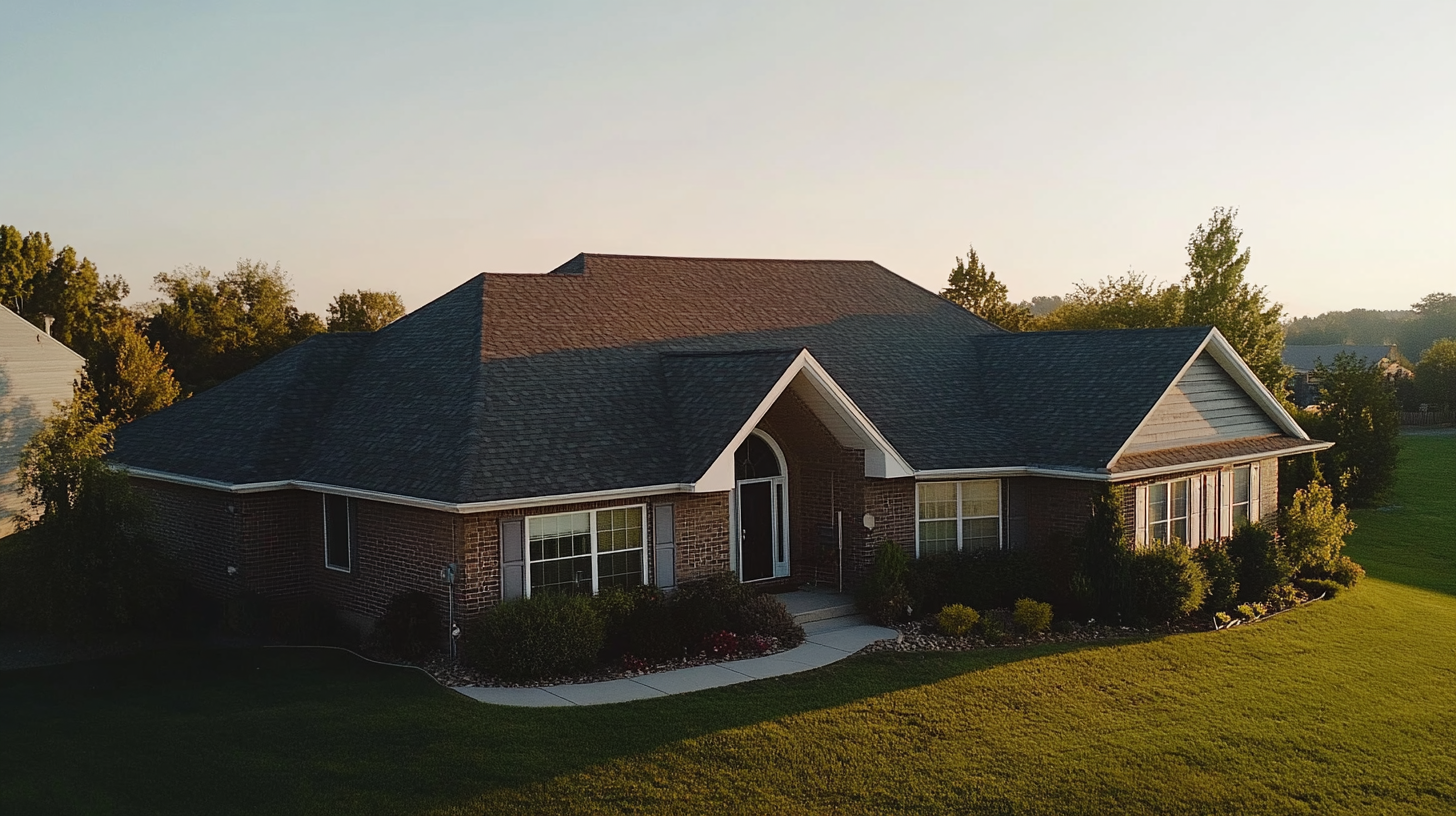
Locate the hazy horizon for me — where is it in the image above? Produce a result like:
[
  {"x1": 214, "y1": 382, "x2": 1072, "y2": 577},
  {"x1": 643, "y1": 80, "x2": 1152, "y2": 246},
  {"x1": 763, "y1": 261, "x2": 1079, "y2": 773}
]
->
[{"x1": 3, "y1": 1, "x2": 1452, "y2": 319}]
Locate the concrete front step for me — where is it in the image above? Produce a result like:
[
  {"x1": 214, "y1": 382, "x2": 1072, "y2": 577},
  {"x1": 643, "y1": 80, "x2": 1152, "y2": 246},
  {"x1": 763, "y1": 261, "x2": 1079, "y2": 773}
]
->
[
  {"x1": 776, "y1": 589, "x2": 860, "y2": 626},
  {"x1": 791, "y1": 602, "x2": 860, "y2": 625}
]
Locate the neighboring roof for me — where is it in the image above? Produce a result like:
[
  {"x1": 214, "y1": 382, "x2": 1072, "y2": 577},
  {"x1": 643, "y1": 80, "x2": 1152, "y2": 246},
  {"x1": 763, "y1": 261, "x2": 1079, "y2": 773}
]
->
[
  {"x1": 1282, "y1": 344, "x2": 1394, "y2": 373},
  {"x1": 112, "y1": 253, "x2": 1314, "y2": 505}
]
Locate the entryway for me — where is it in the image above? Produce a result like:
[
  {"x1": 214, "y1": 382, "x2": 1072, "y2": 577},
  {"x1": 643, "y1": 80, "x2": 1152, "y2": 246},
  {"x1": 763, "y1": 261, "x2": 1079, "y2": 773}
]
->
[{"x1": 735, "y1": 430, "x2": 789, "y2": 582}]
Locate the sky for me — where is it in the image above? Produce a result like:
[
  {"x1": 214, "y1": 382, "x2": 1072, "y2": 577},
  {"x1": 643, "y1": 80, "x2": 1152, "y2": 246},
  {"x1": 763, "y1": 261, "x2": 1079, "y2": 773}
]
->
[{"x1": 2, "y1": 1, "x2": 1453, "y2": 319}]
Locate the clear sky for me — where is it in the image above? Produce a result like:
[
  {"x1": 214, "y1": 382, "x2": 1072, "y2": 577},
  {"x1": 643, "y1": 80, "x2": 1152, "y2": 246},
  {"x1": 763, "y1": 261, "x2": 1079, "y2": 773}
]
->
[{"x1": 2, "y1": 1, "x2": 1452, "y2": 318}]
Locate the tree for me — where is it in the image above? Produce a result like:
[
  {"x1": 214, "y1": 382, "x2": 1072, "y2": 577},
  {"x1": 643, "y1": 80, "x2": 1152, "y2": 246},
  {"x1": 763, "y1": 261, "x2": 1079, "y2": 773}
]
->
[
  {"x1": 1280, "y1": 481, "x2": 1355, "y2": 573},
  {"x1": 941, "y1": 244, "x2": 1032, "y2": 331},
  {"x1": 145, "y1": 260, "x2": 325, "y2": 393},
  {"x1": 327, "y1": 289, "x2": 406, "y2": 332},
  {"x1": 0, "y1": 225, "x2": 129, "y2": 358},
  {"x1": 86, "y1": 321, "x2": 184, "y2": 424},
  {"x1": 17, "y1": 382, "x2": 116, "y2": 524},
  {"x1": 1416, "y1": 338, "x2": 1456, "y2": 410},
  {"x1": 1178, "y1": 208, "x2": 1288, "y2": 392},
  {"x1": 1302, "y1": 351, "x2": 1401, "y2": 507},
  {"x1": 1033, "y1": 273, "x2": 1181, "y2": 331}
]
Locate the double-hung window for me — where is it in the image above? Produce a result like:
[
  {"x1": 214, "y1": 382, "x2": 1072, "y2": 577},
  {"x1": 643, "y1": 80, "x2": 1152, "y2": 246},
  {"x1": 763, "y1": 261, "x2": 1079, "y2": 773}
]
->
[
  {"x1": 323, "y1": 494, "x2": 354, "y2": 572},
  {"x1": 1147, "y1": 479, "x2": 1189, "y2": 545},
  {"x1": 527, "y1": 506, "x2": 646, "y2": 596},
  {"x1": 916, "y1": 480, "x2": 1001, "y2": 556},
  {"x1": 1231, "y1": 465, "x2": 1253, "y2": 526}
]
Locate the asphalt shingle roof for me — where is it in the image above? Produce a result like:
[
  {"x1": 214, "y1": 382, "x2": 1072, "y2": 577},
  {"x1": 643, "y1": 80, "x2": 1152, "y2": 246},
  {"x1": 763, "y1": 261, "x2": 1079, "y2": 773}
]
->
[{"x1": 111, "y1": 254, "x2": 1294, "y2": 503}]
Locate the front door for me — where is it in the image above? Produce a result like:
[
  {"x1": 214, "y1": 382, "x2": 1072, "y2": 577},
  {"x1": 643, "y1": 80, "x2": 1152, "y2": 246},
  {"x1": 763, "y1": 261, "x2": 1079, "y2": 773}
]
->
[
  {"x1": 734, "y1": 431, "x2": 789, "y2": 582},
  {"x1": 739, "y1": 481, "x2": 775, "y2": 581}
]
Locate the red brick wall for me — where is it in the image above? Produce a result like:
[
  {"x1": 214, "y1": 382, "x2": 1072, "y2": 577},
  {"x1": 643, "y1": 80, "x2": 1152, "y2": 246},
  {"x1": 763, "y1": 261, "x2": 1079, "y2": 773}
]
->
[
  {"x1": 1021, "y1": 477, "x2": 1097, "y2": 556},
  {"x1": 308, "y1": 498, "x2": 465, "y2": 621},
  {"x1": 756, "y1": 391, "x2": 866, "y2": 586},
  {"x1": 861, "y1": 477, "x2": 915, "y2": 577},
  {"x1": 132, "y1": 479, "x2": 245, "y2": 597},
  {"x1": 239, "y1": 491, "x2": 312, "y2": 599}
]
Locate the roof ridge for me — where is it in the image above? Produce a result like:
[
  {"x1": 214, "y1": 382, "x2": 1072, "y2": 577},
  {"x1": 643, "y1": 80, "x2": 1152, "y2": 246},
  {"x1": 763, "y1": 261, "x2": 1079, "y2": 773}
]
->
[{"x1": 660, "y1": 347, "x2": 804, "y2": 359}]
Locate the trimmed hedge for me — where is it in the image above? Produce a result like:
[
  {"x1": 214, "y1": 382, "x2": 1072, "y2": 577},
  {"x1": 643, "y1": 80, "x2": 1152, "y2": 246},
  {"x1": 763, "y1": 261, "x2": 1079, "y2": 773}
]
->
[{"x1": 463, "y1": 593, "x2": 606, "y2": 680}]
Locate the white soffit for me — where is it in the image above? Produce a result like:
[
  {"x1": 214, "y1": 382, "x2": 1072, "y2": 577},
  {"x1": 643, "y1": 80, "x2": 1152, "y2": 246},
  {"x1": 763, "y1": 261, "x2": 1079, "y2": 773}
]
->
[{"x1": 694, "y1": 350, "x2": 913, "y2": 491}]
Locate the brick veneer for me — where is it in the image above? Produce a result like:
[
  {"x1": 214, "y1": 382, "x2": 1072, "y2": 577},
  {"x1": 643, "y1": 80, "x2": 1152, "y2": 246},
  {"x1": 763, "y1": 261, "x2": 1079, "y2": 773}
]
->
[{"x1": 861, "y1": 477, "x2": 915, "y2": 577}]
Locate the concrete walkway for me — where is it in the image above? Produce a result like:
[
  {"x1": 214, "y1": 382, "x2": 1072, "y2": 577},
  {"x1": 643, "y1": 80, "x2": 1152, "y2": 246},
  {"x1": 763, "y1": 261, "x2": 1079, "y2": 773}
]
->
[{"x1": 454, "y1": 616, "x2": 897, "y2": 707}]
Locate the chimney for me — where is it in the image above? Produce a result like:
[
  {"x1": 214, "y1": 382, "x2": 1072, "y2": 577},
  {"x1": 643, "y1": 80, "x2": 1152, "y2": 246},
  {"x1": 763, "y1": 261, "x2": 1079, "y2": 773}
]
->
[{"x1": 42, "y1": 316, "x2": 54, "y2": 336}]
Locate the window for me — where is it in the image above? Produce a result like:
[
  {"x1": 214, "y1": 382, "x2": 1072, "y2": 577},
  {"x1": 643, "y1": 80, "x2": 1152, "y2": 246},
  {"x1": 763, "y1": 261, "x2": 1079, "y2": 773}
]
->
[
  {"x1": 323, "y1": 494, "x2": 354, "y2": 571},
  {"x1": 1231, "y1": 465, "x2": 1253, "y2": 526},
  {"x1": 527, "y1": 506, "x2": 645, "y2": 596},
  {"x1": 916, "y1": 480, "x2": 1001, "y2": 556},
  {"x1": 1147, "y1": 479, "x2": 1189, "y2": 545}
]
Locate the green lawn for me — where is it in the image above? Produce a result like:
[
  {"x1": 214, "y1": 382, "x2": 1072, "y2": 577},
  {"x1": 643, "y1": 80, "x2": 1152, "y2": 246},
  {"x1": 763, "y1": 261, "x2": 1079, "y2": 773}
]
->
[{"x1": 2, "y1": 435, "x2": 1454, "y2": 815}]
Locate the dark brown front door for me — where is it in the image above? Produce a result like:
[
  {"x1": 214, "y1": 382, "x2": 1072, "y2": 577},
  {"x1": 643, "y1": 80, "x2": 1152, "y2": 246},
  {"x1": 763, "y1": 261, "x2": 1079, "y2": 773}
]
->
[{"x1": 739, "y1": 481, "x2": 774, "y2": 581}]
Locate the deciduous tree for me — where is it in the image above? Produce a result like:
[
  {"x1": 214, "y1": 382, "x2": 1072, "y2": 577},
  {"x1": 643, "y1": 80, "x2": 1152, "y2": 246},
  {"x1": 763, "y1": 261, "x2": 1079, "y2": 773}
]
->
[
  {"x1": 1302, "y1": 351, "x2": 1401, "y2": 507},
  {"x1": 327, "y1": 289, "x2": 406, "y2": 332},
  {"x1": 86, "y1": 321, "x2": 184, "y2": 424},
  {"x1": 1416, "y1": 337, "x2": 1456, "y2": 409},
  {"x1": 941, "y1": 244, "x2": 1032, "y2": 331}
]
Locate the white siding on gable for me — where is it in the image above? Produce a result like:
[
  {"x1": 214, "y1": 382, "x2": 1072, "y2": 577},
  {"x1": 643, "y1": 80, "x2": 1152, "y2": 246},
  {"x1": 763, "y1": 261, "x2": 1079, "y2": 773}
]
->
[
  {"x1": 0, "y1": 307, "x2": 85, "y2": 533},
  {"x1": 1123, "y1": 353, "x2": 1280, "y2": 455}
]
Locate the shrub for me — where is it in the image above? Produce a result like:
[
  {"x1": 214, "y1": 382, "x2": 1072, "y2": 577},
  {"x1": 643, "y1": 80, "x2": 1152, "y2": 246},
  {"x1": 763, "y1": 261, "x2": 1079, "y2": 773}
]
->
[
  {"x1": 463, "y1": 593, "x2": 605, "y2": 680},
  {"x1": 1071, "y1": 483, "x2": 1132, "y2": 620},
  {"x1": 935, "y1": 604, "x2": 980, "y2": 637},
  {"x1": 735, "y1": 593, "x2": 805, "y2": 648},
  {"x1": 1012, "y1": 598, "x2": 1053, "y2": 636},
  {"x1": 373, "y1": 590, "x2": 441, "y2": 660},
  {"x1": 272, "y1": 596, "x2": 350, "y2": 646},
  {"x1": 595, "y1": 585, "x2": 670, "y2": 661},
  {"x1": 1194, "y1": 541, "x2": 1240, "y2": 612},
  {"x1": 978, "y1": 608, "x2": 1013, "y2": 644},
  {"x1": 1264, "y1": 583, "x2": 1305, "y2": 611},
  {"x1": 1236, "y1": 602, "x2": 1267, "y2": 621},
  {"x1": 1281, "y1": 481, "x2": 1356, "y2": 572},
  {"x1": 1225, "y1": 522, "x2": 1292, "y2": 603},
  {"x1": 673, "y1": 573, "x2": 755, "y2": 645},
  {"x1": 1126, "y1": 542, "x2": 1208, "y2": 623},
  {"x1": 701, "y1": 630, "x2": 740, "y2": 658},
  {"x1": 1294, "y1": 577, "x2": 1343, "y2": 600},
  {"x1": 858, "y1": 541, "x2": 912, "y2": 625},
  {"x1": 906, "y1": 548, "x2": 1049, "y2": 616},
  {"x1": 224, "y1": 592, "x2": 272, "y2": 638},
  {"x1": 1323, "y1": 555, "x2": 1366, "y2": 588}
]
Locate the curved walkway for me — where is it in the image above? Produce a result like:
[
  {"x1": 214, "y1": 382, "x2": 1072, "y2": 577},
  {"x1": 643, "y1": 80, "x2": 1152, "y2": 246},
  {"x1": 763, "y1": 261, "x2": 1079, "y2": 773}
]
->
[{"x1": 455, "y1": 617, "x2": 898, "y2": 707}]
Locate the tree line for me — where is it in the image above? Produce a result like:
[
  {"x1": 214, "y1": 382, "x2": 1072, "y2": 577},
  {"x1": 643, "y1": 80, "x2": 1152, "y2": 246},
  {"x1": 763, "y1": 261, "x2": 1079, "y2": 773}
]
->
[
  {"x1": 940, "y1": 208, "x2": 1443, "y2": 510},
  {"x1": 0, "y1": 224, "x2": 407, "y2": 421}
]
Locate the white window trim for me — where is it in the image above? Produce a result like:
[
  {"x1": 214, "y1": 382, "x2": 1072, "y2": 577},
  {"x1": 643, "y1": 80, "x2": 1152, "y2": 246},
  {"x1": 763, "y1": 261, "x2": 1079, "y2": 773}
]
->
[
  {"x1": 322, "y1": 494, "x2": 353, "y2": 573},
  {"x1": 523, "y1": 504, "x2": 649, "y2": 597},
  {"x1": 1145, "y1": 478, "x2": 1191, "y2": 546},
  {"x1": 914, "y1": 480, "x2": 1003, "y2": 557}
]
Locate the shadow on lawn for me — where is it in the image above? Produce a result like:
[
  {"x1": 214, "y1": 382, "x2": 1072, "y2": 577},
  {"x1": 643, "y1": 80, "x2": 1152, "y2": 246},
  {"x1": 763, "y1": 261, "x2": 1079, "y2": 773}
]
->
[{"x1": 0, "y1": 637, "x2": 1149, "y2": 816}]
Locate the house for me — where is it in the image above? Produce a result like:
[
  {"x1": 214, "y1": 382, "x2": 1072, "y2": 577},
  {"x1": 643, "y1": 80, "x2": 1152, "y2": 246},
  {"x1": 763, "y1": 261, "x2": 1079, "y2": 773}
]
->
[
  {"x1": 1282, "y1": 344, "x2": 1409, "y2": 408},
  {"x1": 0, "y1": 305, "x2": 86, "y2": 534},
  {"x1": 110, "y1": 254, "x2": 1331, "y2": 627}
]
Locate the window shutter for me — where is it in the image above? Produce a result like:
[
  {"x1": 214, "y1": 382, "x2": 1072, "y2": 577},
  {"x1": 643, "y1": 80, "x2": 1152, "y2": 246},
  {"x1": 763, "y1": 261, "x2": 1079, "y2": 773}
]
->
[
  {"x1": 1133, "y1": 484, "x2": 1148, "y2": 548},
  {"x1": 500, "y1": 517, "x2": 526, "y2": 601},
  {"x1": 1188, "y1": 477, "x2": 1203, "y2": 545},
  {"x1": 1219, "y1": 469, "x2": 1233, "y2": 538},
  {"x1": 653, "y1": 503, "x2": 676, "y2": 589},
  {"x1": 1249, "y1": 461, "x2": 1261, "y2": 523},
  {"x1": 1203, "y1": 474, "x2": 1218, "y2": 542}
]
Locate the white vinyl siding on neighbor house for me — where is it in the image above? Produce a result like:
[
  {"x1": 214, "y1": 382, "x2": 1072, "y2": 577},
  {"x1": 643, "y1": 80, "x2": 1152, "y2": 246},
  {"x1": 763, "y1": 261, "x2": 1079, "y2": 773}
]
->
[
  {"x1": 526, "y1": 506, "x2": 646, "y2": 596},
  {"x1": 1124, "y1": 353, "x2": 1281, "y2": 454},
  {"x1": 1135, "y1": 463, "x2": 1259, "y2": 547},
  {"x1": 916, "y1": 480, "x2": 1001, "y2": 556}
]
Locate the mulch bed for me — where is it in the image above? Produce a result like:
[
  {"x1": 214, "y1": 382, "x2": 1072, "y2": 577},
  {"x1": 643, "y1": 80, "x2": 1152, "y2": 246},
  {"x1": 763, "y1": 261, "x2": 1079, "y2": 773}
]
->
[{"x1": 409, "y1": 638, "x2": 799, "y2": 688}]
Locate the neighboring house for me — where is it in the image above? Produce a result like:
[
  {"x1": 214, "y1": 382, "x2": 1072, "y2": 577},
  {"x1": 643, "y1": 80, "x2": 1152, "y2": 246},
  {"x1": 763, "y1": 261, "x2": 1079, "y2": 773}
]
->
[
  {"x1": 0, "y1": 305, "x2": 85, "y2": 534},
  {"x1": 1283, "y1": 344, "x2": 1409, "y2": 408},
  {"x1": 110, "y1": 254, "x2": 1331, "y2": 627}
]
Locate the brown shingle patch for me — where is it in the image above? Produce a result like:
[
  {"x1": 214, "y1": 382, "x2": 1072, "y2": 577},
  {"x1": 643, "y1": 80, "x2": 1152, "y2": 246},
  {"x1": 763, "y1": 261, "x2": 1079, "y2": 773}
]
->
[{"x1": 1110, "y1": 435, "x2": 1326, "y2": 474}]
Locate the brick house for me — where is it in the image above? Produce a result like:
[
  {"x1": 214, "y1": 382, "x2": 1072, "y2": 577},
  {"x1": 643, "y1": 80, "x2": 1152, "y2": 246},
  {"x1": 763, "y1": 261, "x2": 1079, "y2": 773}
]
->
[{"x1": 110, "y1": 254, "x2": 1330, "y2": 627}]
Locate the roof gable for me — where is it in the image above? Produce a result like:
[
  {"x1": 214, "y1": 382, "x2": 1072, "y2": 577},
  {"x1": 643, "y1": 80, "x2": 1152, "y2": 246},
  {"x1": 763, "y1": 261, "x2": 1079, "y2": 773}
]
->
[{"x1": 1120, "y1": 351, "x2": 1281, "y2": 456}]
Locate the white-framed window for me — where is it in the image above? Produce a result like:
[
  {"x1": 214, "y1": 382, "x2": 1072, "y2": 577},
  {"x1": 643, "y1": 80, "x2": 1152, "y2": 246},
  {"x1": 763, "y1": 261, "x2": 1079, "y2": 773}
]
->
[
  {"x1": 1231, "y1": 465, "x2": 1253, "y2": 526},
  {"x1": 1147, "y1": 479, "x2": 1190, "y2": 545},
  {"x1": 323, "y1": 494, "x2": 354, "y2": 572},
  {"x1": 526, "y1": 505, "x2": 647, "y2": 596},
  {"x1": 915, "y1": 480, "x2": 1001, "y2": 556}
]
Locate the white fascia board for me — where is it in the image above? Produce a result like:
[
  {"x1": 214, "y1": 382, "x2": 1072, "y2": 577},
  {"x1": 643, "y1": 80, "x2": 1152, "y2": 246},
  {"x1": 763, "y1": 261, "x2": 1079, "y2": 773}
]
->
[
  {"x1": 693, "y1": 349, "x2": 915, "y2": 491},
  {"x1": 915, "y1": 466, "x2": 1112, "y2": 482},
  {"x1": 1103, "y1": 328, "x2": 1309, "y2": 470},
  {"x1": 114, "y1": 464, "x2": 693, "y2": 515},
  {"x1": 1108, "y1": 440, "x2": 1333, "y2": 482}
]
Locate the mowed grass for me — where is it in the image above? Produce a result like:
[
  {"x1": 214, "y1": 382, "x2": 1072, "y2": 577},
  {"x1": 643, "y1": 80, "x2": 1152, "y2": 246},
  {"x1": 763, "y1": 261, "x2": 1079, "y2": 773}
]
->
[{"x1": 2, "y1": 435, "x2": 1454, "y2": 815}]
